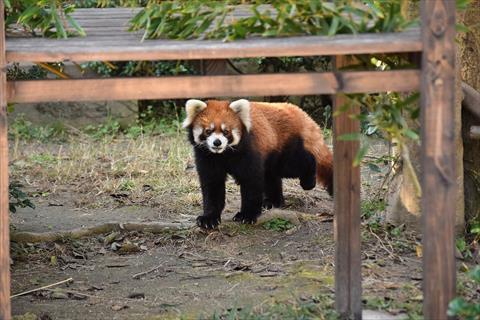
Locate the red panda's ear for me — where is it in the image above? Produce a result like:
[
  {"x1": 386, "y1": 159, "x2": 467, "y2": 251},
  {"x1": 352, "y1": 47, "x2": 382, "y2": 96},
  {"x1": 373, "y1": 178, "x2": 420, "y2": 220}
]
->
[
  {"x1": 183, "y1": 99, "x2": 207, "y2": 128},
  {"x1": 229, "y1": 99, "x2": 251, "y2": 132}
]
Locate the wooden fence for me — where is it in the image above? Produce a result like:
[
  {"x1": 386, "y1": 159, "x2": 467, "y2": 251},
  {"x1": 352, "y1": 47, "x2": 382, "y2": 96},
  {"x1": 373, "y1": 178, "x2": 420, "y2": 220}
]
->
[{"x1": 0, "y1": 1, "x2": 457, "y2": 319}]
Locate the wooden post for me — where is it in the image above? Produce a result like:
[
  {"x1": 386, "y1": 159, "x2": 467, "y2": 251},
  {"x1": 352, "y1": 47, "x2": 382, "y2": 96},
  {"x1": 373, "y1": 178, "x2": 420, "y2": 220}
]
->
[
  {"x1": 333, "y1": 55, "x2": 362, "y2": 320},
  {"x1": 420, "y1": 0, "x2": 456, "y2": 319},
  {"x1": 0, "y1": 1, "x2": 10, "y2": 319}
]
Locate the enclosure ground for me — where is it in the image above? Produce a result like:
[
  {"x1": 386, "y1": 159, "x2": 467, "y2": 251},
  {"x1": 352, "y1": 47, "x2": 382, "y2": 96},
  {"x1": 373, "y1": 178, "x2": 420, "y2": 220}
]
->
[{"x1": 9, "y1": 133, "x2": 426, "y2": 319}]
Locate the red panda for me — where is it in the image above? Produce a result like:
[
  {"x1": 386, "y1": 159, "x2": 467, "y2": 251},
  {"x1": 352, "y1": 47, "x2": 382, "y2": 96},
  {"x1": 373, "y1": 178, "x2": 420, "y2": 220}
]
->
[{"x1": 183, "y1": 99, "x2": 333, "y2": 229}]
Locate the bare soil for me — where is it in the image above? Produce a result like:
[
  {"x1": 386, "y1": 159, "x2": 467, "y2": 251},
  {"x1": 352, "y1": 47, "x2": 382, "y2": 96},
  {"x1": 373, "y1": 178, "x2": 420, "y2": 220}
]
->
[{"x1": 10, "y1": 137, "x2": 425, "y2": 320}]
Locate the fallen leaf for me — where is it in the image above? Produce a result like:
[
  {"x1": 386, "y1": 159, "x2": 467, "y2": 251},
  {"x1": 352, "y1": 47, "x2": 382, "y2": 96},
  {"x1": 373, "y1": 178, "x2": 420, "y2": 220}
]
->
[{"x1": 415, "y1": 245, "x2": 422, "y2": 258}]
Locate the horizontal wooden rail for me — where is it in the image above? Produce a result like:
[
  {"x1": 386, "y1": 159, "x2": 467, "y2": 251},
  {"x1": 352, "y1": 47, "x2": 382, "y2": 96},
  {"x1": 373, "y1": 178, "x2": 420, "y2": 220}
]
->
[
  {"x1": 7, "y1": 70, "x2": 420, "y2": 103},
  {"x1": 6, "y1": 30, "x2": 422, "y2": 63}
]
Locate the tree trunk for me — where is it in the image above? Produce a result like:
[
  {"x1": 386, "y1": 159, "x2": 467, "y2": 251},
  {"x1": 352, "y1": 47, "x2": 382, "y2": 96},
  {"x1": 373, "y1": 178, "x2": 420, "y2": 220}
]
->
[
  {"x1": 459, "y1": 0, "x2": 480, "y2": 229},
  {"x1": 386, "y1": 5, "x2": 466, "y2": 232}
]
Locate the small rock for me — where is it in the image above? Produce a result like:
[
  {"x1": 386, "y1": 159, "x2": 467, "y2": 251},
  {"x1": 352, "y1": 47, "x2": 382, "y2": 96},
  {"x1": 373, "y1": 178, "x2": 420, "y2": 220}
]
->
[
  {"x1": 111, "y1": 304, "x2": 129, "y2": 311},
  {"x1": 51, "y1": 291, "x2": 68, "y2": 300},
  {"x1": 118, "y1": 243, "x2": 141, "y2": 254},
  {"x1": 111, "y1": 242, "x2": 122, "y2": 251},
  {"x1": 128, "y1": 292, "x2": 145, "y2": 299},
  {"x1": 285, "y1": 227, "x2": 297, "y2": 235},
  {"x1": 104, "y1": 232, "x2": 120, "y2": 246}
]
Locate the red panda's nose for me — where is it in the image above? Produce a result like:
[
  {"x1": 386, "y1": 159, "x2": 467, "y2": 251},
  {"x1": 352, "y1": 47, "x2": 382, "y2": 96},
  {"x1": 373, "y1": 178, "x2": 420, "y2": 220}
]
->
[{"x1": 213, "y1": 139, "x2": 222, "y2": 147}]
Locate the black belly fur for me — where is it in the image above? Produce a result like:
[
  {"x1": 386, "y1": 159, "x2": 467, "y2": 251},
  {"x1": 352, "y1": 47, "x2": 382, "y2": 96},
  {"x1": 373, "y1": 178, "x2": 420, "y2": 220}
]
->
[{"x1": 189, "y1": 130, "x2": 317, "y2": 228}]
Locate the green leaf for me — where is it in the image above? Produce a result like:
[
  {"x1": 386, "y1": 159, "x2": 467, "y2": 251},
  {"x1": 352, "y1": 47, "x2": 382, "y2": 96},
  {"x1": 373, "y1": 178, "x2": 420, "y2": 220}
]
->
[
  {"x1": 353, "y1": 143, "x2": 369, "y2": 167},
  {"x1": 367, "y1": 163, "x2": 381, "y2": 173},
  {"x1": 328, "y1": 16, "x2": 339, "y2": 36},
  {"x1": 456, "y1": 0, "x2": 471, "y2": 10},
  {"x1": 456, "y1": 23, "x2": 470, "y2": 33},
  {"x1": 404, "y1": 129, "x2": 419, "y2": 140},
  {"x1": 338, "y1": 133, "x2": 362, "y2": 141},
  {"x1": 66, "y1": 15, "x2": 86, "y2": 37}
]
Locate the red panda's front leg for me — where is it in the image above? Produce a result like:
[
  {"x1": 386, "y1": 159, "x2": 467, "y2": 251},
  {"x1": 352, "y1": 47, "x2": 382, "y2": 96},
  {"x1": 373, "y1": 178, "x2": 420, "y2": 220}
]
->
[
  {"x1": 232, "y1": 170, "x2": 264, "y2": 224},
  {"x1": 196, "y1": 163, "x2": 226, "y2": 229}
]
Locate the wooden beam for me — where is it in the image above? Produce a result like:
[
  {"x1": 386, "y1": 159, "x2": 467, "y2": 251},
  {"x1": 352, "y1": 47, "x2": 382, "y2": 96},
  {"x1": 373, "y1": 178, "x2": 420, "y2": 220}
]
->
[
  {"x1": 333, "y1": 56, "x2": 362, "y2": 320},
  {"x1": 6, "y1": 30, "x2": 422, "y2": 63},
  {"x1": 7, "y1": 70, "x2": 420, "y2": 103},
  {"x1": 0, "y1": 2, "x2": 11, "y2": 319},
  {"x1": 420, "y1": 1, "x2": 456, "y2": 319}
]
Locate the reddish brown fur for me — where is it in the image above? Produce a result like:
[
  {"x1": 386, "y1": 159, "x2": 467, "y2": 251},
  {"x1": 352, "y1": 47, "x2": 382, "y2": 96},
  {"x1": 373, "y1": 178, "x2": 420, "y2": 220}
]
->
[
  {"x1": 191, "y1": 100, "x2": 333, "y2": 189},
  {"x1": 193, "y1": 100, "x2": 244, "y2": 134}
]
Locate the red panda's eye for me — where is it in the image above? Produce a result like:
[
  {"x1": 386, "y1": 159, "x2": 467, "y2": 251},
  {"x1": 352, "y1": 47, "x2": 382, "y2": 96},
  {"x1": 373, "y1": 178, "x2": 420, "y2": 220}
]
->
[
  {"x1": 223, "y1": 129, "x2": 229, "y2": 135},
  {"x1": 205, "y1": 129, "x2": 212, "y2": 135}
]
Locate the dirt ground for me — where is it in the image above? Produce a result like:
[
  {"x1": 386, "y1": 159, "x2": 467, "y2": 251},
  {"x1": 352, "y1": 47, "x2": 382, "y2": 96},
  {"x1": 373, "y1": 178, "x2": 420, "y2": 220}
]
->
[{"x1": 9, "y1": 135, "x2": 426, "y2": 320}]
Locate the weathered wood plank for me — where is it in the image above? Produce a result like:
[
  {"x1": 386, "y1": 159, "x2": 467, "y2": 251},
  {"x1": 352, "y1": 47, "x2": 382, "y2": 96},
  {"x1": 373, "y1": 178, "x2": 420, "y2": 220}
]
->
[
  {"x1": 420, "y1": 0, "x2": 457, "y2": 319},
  {"x1": 7, "y1": 70, "x2": 420, "y2": 103},
  {"x1": 0, "y1": 3, "x2": 11, "y2": 320},
  {"x1": 333, "y1": 56, "x2": 362, "y2": 320},
  {"x1": 6, "y1": 31, "x2": 422, "y2": 63}
]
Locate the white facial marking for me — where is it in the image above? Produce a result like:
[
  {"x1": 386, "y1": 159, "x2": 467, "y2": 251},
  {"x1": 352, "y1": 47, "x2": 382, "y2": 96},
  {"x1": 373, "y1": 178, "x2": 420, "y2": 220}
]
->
[
  {"x1": 206, "y1": 132, "x2": 228, "y2": 154},
  {"x1": 221, "y1": 123, "x2": 226, "y2": 130},
  {"x1": 229, "y1": 99, "x2": 251, "y2": 132},
  {"x1": 182, "y1": 99, "x2": 207, "y2": 128},
  {"x1": 230, "y1": 128, "x2": 241, "y2": 146},
  {"x1": 192, "y1": 125, "x2": 203, "y2": 144}
]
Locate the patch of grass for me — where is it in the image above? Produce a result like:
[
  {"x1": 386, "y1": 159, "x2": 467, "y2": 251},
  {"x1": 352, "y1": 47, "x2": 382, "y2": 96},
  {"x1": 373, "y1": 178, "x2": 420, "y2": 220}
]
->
[
  {"x1": 9, "y1": 115, "x2": 66, "y2": 142},
  {"x1": 364, "y1": 295, "x2": 422, "y2": 320},
  {"x1": 262, "y1": 218, "x2": 295, "y2": 232},
  {"x1": 205, "y1": 295, "x2": 337, "y2": 320},
  {"x1": 82, "y1": 111, "x2": 182, "y2": 140},
  {"x1": 28, "y1": 153, "x2": 58, "y2": 165},
  {"x1": 84, "y1": 117, "x2": 121, "y2": 140},
  {"x1": 10, "y1": 130, "x2": 197, "y2": 211},
  {"x1": 291, "y1": 264, "x2": 334, "y2": 286},
  {"x1": 361, "y1": 198, "x2": 385, "y2": 219},
  {"x1": 449, "y1": 266, "x2": 480, "y2": 320},
  {"x1": 220, "y1": 222, "x2": 255, "y2": 236}
]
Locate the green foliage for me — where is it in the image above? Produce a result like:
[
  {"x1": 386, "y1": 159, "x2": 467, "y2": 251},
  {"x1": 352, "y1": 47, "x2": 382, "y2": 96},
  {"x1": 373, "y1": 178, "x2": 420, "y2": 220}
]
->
[
  {"x1": 9, "y1": 182, "x2": 35, "y2": 213},
  {"x1": 130, "y1": 0, "x2": 416, "y2": 41},
  {"x1": 361, "y1": 198, "x2": 385, "y2": 220},
  {"x1": 6, "y1": 63, "x2": 47, "y2": 81},
  {"x1": 83, "y1": 107, "x2": 182, "y2": 140},
  {"x1": 262, "y1": 218, "x2": 295, "y2": 232},
  {"x1": 448, "y1": 266, "x2": 480, "y2": 320},
  {"x1": 9, "y1": 115, "x2": 66, "y2": 142},
  {"x1": 360, "y1": 198, "x2": 385, "y2": 233},
  {"x1": 84, "y1": 118, "x2": 121, "y2": 140},
  {"x1": 74, "y1": 0, "x2": 144, "y2": 7},
  {"x1": 82, "y1": 60, "x2": 197, "y2": 78},
  {"x1": 82, "y1": 60, "x2": 195, "y2": 123},
  {"x1": 5, "y1": 0, "x2": 85, "y2": 38}
]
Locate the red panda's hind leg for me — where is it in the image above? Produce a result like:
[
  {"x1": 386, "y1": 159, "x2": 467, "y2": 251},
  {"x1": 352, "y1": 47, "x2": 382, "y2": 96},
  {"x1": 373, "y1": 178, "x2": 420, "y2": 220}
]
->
[{"x1": 263, "y1": 174, "x2": 285, "y2": 209}]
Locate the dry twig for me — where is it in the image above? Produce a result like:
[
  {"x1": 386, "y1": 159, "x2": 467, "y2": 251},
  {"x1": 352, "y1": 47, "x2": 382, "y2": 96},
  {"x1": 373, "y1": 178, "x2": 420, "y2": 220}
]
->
[{"x1": 11, "y1": 278, "x2": 73, "y2": 298}]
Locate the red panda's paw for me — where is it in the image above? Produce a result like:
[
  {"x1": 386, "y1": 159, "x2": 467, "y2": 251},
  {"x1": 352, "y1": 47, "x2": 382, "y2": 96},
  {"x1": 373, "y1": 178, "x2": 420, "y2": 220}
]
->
[
  {"x1": 262, "y1": 199, "x2": 274, "y2": 210},
  {"x1": 196, "y1": 215, "x2": 221, "y2": 229},
  {"x1": 232, "y1": 212, "x2": 257, "y2": 224}
]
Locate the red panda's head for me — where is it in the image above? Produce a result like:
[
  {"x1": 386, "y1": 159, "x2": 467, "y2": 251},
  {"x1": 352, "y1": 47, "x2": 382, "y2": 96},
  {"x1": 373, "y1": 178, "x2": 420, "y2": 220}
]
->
[{"x1": 182, "y1": 99, "x2": 251, "y2": 154}]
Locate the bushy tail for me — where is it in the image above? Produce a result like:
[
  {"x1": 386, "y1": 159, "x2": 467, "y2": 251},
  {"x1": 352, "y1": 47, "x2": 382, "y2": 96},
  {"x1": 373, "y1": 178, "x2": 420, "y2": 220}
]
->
[{"x1": 314, "y1": 144, "x2": 333, "y2": 197}]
